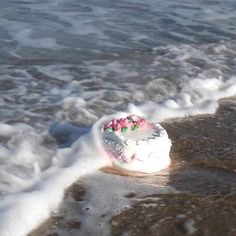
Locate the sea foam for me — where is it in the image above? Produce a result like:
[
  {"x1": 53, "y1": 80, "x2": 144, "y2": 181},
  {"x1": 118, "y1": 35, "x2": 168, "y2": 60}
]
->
[
  {"x1": 0, "y1": 56, "x2": 236, "y2": 236},
  {"x1": 0, "y1": 118, "x2": 110, "y2": 236},
  {"x1": 0, "y1": 75, "x2": 236, "y2": 235}
]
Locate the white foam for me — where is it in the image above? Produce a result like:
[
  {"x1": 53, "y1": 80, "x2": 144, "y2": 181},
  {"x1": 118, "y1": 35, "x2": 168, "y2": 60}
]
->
[
  {"x1": 128, "y1": 76, "x2": 236, "y2": 122},
  {"x1": 184, "y1": 218, "x2": 197, "y2": 235},
  {"x1": 0, "y1": 123, "x2": 33, "y2": 137},
  {"x1": 0, "y1": 119, "x2": 110, "y2": 236},
  {"x1": 69, "y1": 171, "x2": 175, "y2": 236}
]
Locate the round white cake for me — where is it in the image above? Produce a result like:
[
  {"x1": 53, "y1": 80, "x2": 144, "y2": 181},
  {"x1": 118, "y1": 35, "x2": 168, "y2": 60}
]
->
[{"x1": 101, "y1": 115, "x2": 172, "y2": 173}]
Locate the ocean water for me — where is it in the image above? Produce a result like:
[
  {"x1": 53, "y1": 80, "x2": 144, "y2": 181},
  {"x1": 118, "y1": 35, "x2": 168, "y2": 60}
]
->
[{"x1": 0, "y1": 0, "x2": 236, "y2": 235}]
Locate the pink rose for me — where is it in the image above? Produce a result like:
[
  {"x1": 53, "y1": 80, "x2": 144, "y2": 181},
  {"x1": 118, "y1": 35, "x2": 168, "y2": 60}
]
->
[
  {"x1": 118, "y1": 118, "x2": 131, "y2": 128},
  {"x1": 113, "y1": 123, "x2": 121, "y2": 131},
  {"x1": 112, "y1": 119, "x2": 117, "y2": 126},
  {"x1": 138, "y1": 119, "x2": 148, "y2": 128}
]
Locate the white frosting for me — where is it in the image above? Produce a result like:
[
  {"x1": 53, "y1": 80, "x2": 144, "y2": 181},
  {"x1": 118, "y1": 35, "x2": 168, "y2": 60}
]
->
[{"x1": 102, "y1": 122, "x2": 172, "y2": 173}]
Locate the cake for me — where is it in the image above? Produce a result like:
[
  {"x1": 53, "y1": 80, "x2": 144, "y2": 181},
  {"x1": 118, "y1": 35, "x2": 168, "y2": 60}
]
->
[{"x1": 101, "y1": 115, "x2": 172, "y2": 174}]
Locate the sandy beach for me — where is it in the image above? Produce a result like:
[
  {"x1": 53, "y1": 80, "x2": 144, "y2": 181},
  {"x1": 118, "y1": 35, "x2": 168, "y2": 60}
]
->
[{"x1": 29, "y1": 97, "x2": 236, "y2": 236}]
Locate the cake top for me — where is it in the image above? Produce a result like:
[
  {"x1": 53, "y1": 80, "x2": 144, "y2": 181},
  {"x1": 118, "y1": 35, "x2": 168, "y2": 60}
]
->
[
  {"x1": 101, "y1": 114, "x2": 149, "y2": 133},
  {"x1": 101, "y1": 114, "x2": 164, "y2": 141}
]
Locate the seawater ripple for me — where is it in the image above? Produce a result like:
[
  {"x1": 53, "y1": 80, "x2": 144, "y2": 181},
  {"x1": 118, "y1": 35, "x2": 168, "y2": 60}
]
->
[{"x1": 0, "y1": 41, "x2": 236, "y2": 126}]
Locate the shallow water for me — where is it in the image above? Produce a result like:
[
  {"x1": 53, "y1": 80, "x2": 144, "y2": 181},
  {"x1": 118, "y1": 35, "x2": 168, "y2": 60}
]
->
[
  {"x1": 0, "y1": 0, "x2": 236, "y2": 235},
  {"x1": 1, "y1": 0, "x2": 236, "y2": 127}
]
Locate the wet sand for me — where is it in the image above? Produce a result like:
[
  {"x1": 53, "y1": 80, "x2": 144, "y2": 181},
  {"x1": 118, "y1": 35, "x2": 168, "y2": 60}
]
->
[{"x1": 29, "y1": 98, "x2": 236, "y2": 236}]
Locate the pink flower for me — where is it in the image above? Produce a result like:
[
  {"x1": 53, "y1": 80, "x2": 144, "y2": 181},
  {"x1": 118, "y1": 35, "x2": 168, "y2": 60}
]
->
[
  {"x1": 103, "y1": 115, "x2": 149, "y2": 132},
  {"x1": 118, "y1": 118, "x2": 132, "y2": 128},
  {"x1": 138, "y1": 119, "x2": 148, "y2": 128},
  {"x1": 113, "y1": 123, "x2": 121, "y2": 131},
  {"x1": 112, "y1": 119, "x2": 117, "y2": 126}
]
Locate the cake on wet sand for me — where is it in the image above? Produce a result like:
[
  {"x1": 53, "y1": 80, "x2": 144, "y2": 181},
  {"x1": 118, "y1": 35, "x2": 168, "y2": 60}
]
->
[{"x1": 101, "y1": 115, "x2": 172, "y2": 174}]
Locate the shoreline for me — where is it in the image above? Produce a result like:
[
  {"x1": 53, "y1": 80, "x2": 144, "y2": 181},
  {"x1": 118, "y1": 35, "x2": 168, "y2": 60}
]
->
[{"x1": 29, "y1": 97, "x2": 236, "y2": 236}]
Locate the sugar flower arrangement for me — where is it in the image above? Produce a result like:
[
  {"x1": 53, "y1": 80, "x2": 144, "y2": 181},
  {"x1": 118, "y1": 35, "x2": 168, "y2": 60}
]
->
[{"x1": 102, "y1": 114, "x2": 149, "y2": 133}]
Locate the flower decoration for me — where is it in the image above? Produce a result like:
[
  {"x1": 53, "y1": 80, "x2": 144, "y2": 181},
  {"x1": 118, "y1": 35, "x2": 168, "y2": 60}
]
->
[{"x1": 102, "y1": 115, "x2": 149, "y2": 133}]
